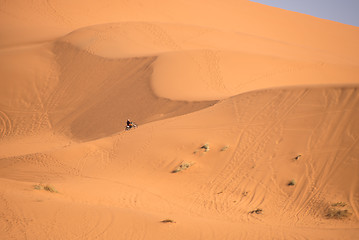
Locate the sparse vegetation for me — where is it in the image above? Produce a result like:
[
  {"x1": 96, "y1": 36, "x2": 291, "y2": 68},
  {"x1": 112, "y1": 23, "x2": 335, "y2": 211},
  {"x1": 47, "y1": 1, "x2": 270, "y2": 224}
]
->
[
  {"x1": 34, "y1": 184, "x2": 58, "y2": 193},
  {"x1": 201, "y1": 143, "x2": 210, "y2": 152},
  {"x1": 294, "y1": 154, "x2": 302, "y2": 160},
  {"x1": 193, "y1": 143, "x2": 212, "y2": 154},
  {"x1": 249, "y1": 208, "x2": 263, "y2": 214},
  {"x1": 220, "y1": 145, "x2": 229, "y2": 151},
  {"x1": 242, "y1": 191, "x2": 248, "y2": 197},
  {"x1": 172, "y1": 162, "x2": 193, "y2": 173},
  {"x1": 161, "y1": 219, "x2": 176, "y2": 223},
  {"x1": 288, "y1": 179, "x2": 296, "y2": 186},
  {"x1": 326, "y1": 208, "x2": 352, "y2": 219},
  {"x1": 326, "y1": 202, "x2": 352, "y2": 219},
  {"x1": 44, "y1": 185, "x2": 58, "y2": 193},
  {"x1": 332, "y1": 202, "x2": 347, "y2": 207}
]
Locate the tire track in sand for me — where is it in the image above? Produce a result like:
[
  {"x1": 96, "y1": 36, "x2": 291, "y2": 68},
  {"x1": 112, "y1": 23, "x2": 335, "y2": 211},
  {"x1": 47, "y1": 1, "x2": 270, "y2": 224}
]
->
[
  {"x1": 346, "y1": 137, "x2": 359, "y2": 220},
  {"x1": 275, "y1": 89, "x2": 359, "y2": 225},
  {"x1": 293, "y1": 89, "x2": 359, "y2": 222},
  {"x1": 187, "y1": 91, "x2": 280, "y2": 216},
  {"x1": 0, "y1": 190, "x2": 29, "y2": 239},
  {"x1": 72, "y1": 207, "x2": 114, "y2": 240},
  {"x1": 188, "y1": 90, "x2": 308, "y2": 217},
  {"x1": 280, "y1": 90, "x2": 332, "y2": 223},
  {"x1": 204, "y1": 50, "x2": 227, "y2": 91},
  {"x1": 228, "y1": 91, "x2": 307, "y2": 182},
  {"x1": 0, "y1": 111, "x2": 12, "y2": 138}
]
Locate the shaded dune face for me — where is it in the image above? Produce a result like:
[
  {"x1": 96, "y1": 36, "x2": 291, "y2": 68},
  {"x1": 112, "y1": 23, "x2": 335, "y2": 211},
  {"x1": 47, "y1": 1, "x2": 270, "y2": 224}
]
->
[{"x1": 50, "y1": 42, "x2": 216, "y2": 141}]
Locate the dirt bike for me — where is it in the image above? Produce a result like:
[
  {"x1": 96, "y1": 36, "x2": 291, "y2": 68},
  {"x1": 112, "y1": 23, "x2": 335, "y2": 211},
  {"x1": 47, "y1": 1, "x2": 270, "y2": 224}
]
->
[{"x1": 125, "y1": 122, "x2": 137, "y2": 131}]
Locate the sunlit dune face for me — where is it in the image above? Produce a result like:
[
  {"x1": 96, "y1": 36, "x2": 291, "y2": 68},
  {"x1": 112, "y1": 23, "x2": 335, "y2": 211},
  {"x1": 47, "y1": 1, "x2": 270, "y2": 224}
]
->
[{"x1": 0, "y1": 1, "x2": 358, "y2": 239}]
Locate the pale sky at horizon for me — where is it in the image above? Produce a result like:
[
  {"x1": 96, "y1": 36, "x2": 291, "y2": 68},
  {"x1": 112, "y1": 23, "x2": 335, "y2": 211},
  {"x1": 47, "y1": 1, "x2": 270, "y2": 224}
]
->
[{"x1": 250, "y1": 0, "x2": 359, "y2": 27}]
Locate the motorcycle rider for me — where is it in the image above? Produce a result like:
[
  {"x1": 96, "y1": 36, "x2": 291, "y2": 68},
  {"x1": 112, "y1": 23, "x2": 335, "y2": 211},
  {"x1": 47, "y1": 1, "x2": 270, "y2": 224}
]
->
[{"x1": 126, "y1": 119, "x2": 133, "y2": 128}]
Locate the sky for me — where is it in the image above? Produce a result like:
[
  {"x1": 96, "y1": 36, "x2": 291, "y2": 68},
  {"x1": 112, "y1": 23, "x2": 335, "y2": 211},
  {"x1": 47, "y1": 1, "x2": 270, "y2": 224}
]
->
[{"x1": 250, "y1": 0, "x2": 359, "y2": 27}]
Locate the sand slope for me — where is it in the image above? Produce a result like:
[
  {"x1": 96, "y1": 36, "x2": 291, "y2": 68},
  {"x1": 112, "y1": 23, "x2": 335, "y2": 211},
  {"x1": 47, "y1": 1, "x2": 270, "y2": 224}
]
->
[
  {"x1": 1, "y1": 88, "x2": 359, "y2": 239},
  {"x1": 1, "y1": 0, "x2": 359, "y2": 239}
]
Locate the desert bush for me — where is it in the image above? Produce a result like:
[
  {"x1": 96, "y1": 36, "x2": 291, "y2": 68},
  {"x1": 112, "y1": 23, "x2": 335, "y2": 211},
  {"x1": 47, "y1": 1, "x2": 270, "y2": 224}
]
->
[
  {"x1": 34, "y1": 184, "x2": 58, "y2": 193},
  {"x1": 326, "y1": 201, "x2": 351, "y2": 219},
  {"x1": 44, "y1": 185, "x2": 58, "y2": 193},
  {"x1": 249, "y1": 208, "x2": 263, "y2": 214},
  {"x1": 201, "y1": 143, "x2": 210, "y2": 152},
  {"x1": 326, "y1": 208, "x2": 352, "y2": 219},
  {"x1": 172, "y1": 162, "x2": 193, "y2": 173}
]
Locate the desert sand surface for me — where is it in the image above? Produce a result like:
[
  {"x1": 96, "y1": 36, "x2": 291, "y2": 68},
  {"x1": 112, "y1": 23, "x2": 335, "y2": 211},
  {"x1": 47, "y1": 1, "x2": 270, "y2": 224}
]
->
[{"x1": 1, "y1": 0, "x2": 359, "y2": 239}]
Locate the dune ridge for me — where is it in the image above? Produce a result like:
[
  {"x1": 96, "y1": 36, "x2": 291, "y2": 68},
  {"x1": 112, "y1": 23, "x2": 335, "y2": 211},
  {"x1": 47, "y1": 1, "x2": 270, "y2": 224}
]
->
[
  {"x1": 1, "y1": 0, "x2": 359, "y2": 239},
  {"x1": 59, "y1": 21, "x2": 359, "y2": 101}
]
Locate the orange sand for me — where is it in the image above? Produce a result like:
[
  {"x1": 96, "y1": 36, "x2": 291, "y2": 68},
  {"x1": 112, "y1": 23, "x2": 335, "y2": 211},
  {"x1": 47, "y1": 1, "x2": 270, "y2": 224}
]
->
[{"x1": 1, "y1": 1, "x2": 359, "y2": 239}]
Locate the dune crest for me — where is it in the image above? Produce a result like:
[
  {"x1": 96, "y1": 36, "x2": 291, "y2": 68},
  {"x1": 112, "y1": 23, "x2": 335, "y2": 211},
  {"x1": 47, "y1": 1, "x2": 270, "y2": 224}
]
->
[{"x1": 60, "y1": 22, "x2": 359, "y2": 101}]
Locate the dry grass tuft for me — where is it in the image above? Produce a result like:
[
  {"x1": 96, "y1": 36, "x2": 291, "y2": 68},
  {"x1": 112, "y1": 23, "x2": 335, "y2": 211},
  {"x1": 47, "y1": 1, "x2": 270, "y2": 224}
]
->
[
  {"x1": 201, "y1": 143, "x2": 210, "y2": 152},
  {"x1": 220, "y1": 145, "x2": 229, "y2": 151},
  {"x1": 325, "y1": 202, "x2": 352, "y2": 219},
  {"x1": 326, "y1": 208, "x2": 352, "y2": 219},
  {"x1": 249, "y1": 208, "x2": 263, "y2": 214},
  {"x1": 44, "y1": 185, "x2": 58, "y2": 193},
  {"x1": 34, "y1": 184, "x2": 58, "y2": 193},
  {"x1": 332, "y1": 202, "x2": 347, "y2": 207},
  {"x1": 172, "y1": 162, "x2": 193, "y2": 173}
]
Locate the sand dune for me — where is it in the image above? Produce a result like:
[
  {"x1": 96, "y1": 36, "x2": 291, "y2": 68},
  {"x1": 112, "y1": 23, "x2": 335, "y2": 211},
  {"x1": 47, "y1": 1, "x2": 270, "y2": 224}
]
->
[
  {"x1": 1, "y1": 88, "x2": 358, "y2": 239},
  {"x1": 60, "y1": 21, "x2": 359, "y2": 100},
  {"x1": 1, "y1": 0, "x2": 359, "y2": 239}
]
